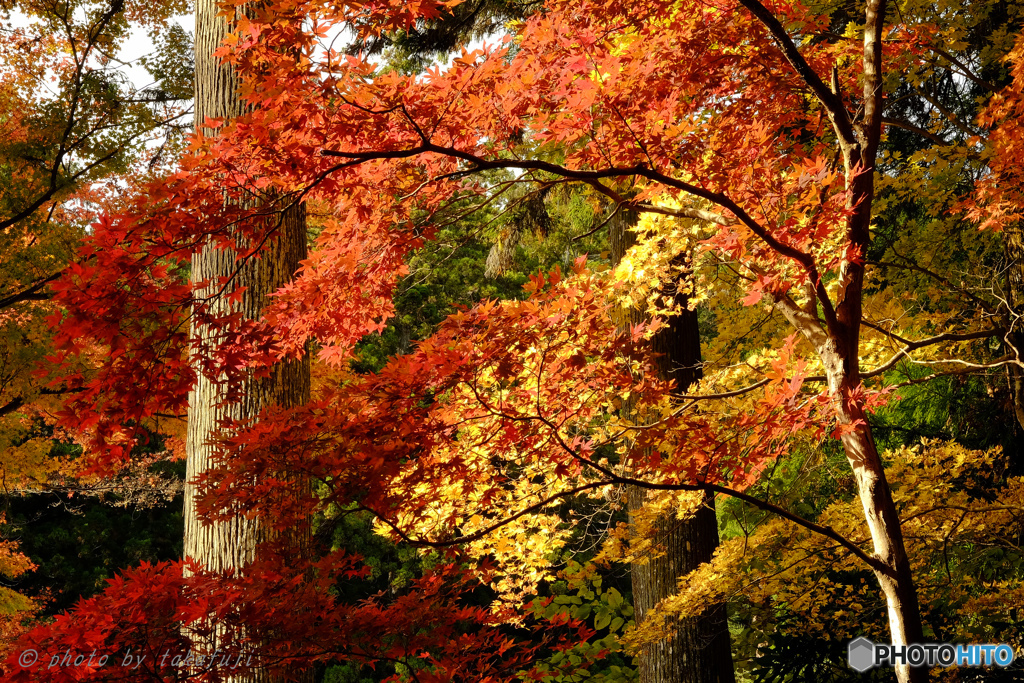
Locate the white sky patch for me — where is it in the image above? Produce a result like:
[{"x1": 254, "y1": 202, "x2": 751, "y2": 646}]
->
[
  {"x1": 119, "y1": 14, "x2": 194, "y2": 90},
  {"x1": 3, "y1": 7, "x2": 192, "y2": 91}
]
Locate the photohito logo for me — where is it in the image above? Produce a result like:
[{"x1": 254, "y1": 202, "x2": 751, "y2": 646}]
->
[{"x1": 848, "y1": 637, "x2": 1015, "y2": 671}]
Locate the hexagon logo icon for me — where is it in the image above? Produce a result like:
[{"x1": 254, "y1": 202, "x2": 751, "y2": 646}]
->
[{"x1": 848, "y1": 637, "x2": 876, "y2": 672}]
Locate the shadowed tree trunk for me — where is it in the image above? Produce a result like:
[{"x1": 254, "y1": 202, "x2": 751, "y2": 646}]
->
[
  {"x1": 184, "y1": 0, "x2": 310, "y2": 679},
  {"x1": 609, "y1": 208, "x2": 736, "y2": 683}
]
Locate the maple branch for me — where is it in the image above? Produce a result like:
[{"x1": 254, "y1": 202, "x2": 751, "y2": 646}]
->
[
  {"x1": 860, "y1": 328, "x2": 1008, "y2": 378},
  {"x1": 321, "y1": 142, "x2": 839, "y2": 332},
  {"x1": 925, "y1": 46, "x2": 1000, "y2": 93},
  {"x1": 901, "y1": 502, "x2": 1024, "y2": 526},
  {"x1": 362, "y1": 462, "x2": 887, "y2": 576},
  {"x1": 572, "y1": 204, "x2": 621, "y2": 242},
  {"x1": 868, "y1": 258, "x2": 995, "y2": 315},
  {"x1": 419, "y1": 179, "x2": 524, "y2": 231},
  {"x1": 1, "y1": 0, "x2": 130, "y2": 235},
  {"x1": 860, "y1": 318, "x2": 914, "y2": 347},
  {"x1": 321, "y1": 144, "x2": 643, "y2": 181},
  {"x1": 675, "y1": 379, "x2": 771, "y2": 401},
  {"x1": 881, "y1": 118, "x2": 951, "y2": 147},
  {"x1": 633, "y1": 202, "x2": 730, "y2": 225},
  {"x1": 626, "y1": 325, "x2": 1007, "y2": 407},
  {"x1": 736, "y1": 0, "x2": 856, "y2": 147},
  {"x1": 883, "y1": 366, "x2": 1005, "y2": 389},
  {"x1": 902, "y1": 354, "x2": 1019, "y2": 370},
  {"x1": 0, "y1": 271, "x2": 62, "y2": 309},
  {"x1": 0, "y1": 385, "x2": 71, "y2": 420},
  {"x1": 913, "y1": 87, "x2": 982, "y2": 139},
  {"x1": 611, "y1": 474, "x2": 885, "y2": 574},
  {"x1": 357, "y1": 481, "x2": 610, "y2": 548},
  {"x1": 0, "y1": 105, "x2": 189, "y2": 233},
  {"x1": 0, "y1": 396, "x2": 25, "y2": 419},
  {"x1": 0, "y1": 146, "x2": 111, "y2": 232},
  {"x1": 767, "y1": 285, "x2": 832, "y2": 352},
  {"x1": 515, "y1": 406, "x2": 891, "y2": 574}
]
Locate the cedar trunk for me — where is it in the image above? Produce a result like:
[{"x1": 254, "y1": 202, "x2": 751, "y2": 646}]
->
[
  {"x1": 610, "y1": 209, "x2": 736, "y2": 683},
  {"x1": 184, "y1": 0, "x2": 310, "y2": 678}
]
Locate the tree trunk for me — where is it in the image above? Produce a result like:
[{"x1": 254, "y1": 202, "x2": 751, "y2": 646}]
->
[
  {"x1": 819, "y1": 4, "x2": 928, "y2": 669},
  {"x1": 184, "y1": 0, "x2": 310, "y2": 679},
  {"x1": 818, "y1": 44, "x2": 927, "y2": 671},
  {"x1": 610, "y1": 208, "x2": 736, "y2": 683},
  {"x1": 830, "y1": 383, "x2": 925, "y2": 683},
  {"x1": 1004, "y1": 223, "x2": 1024, "y2": 432}
]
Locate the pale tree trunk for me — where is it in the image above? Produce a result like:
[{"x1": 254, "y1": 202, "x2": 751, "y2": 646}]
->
[
  {"x1": 184, "y1": 0, "x2": 310, "y2": 679},
  {"x1": 610, "y1": 208, "x2": 736, "y2": 683},
  {"x1": 834, "y1": 1, "x2": 927, "y2": 671},
  {"x1": 777, "y1": 268, "x2": 927, "y2": 683},
  {"x1": 745, "y1": 0, "x2": 928, "y2": 676},
  {"x1": 1004, "y1": 223, "x2": 1024, "y2": 431},
  {"x1": 772, "y1": 259, "x2": 927, "y2": 683}
]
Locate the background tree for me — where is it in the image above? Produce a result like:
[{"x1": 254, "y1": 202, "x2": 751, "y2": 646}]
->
[
  {"x1": 0, "y1": 0, "x2": 191, "y2": 477},
  {"x1": 608, "y1": 207, "x2": 735, "y2": 683}
]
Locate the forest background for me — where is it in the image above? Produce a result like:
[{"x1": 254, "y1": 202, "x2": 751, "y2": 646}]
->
[{"x1": 1, "y1": 0, "x2": 1024, "y2": 681}]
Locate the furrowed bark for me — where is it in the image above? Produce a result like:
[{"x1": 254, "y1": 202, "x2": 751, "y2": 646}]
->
[
  {"x1": 611, "y1": 208, "x2": 736, "y2": 683},
  {"x1": 184, "y1": 0, "x2": 310, "y2": 679}
]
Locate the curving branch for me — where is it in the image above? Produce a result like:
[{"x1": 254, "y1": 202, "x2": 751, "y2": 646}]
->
[
  {"x1": 321, "y1": 141, "x2": 842, "y2": 336},
  {"x1": 360, "y1": 465, "x2": 887, "y2": 576},
  {"x1": 357, "y1": 480, "x2": 610, "y2": 548},
  {"x1": 0, "y1": 271, "x2": 62, "y2": 309},
  {"x1": 867, "y1": 258, "x2": 995, "y2": 315},
  {"x1": 881, "y1": 117, "x2": 951, "y2": 147},
  {"x1": 861, "y1": 328, "x2": 1008, "y2": 378},
  {"x1": 735, "y1": 0, "x2": 856, "y2": 148}
]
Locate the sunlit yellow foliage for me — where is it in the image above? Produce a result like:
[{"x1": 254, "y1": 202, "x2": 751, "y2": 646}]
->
[
  {"x1": 0, "y1": 516, "x2": 37, "y2": 659},
  {"x1": 612, "y1": 200, "x2": 703, "y2": 317},
  {"x1": 372, "y1": 327, "x2": 616, "y2": 605},
  {"x1": 593, "y1": 489, "x2": 704, "y2": 568}
]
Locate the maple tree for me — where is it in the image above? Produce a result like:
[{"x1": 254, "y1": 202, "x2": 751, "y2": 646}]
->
[
  {"x1": 5, "y1": 0, "x2": 1024, "y2": 681},
  {"x1": 362, "y1": 5, "x2": 738, "y2": 675}
]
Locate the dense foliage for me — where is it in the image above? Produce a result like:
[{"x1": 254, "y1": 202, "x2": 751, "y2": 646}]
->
[{"x1": 2, "y1": 0, "x2": 1024, "y2": 681}]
